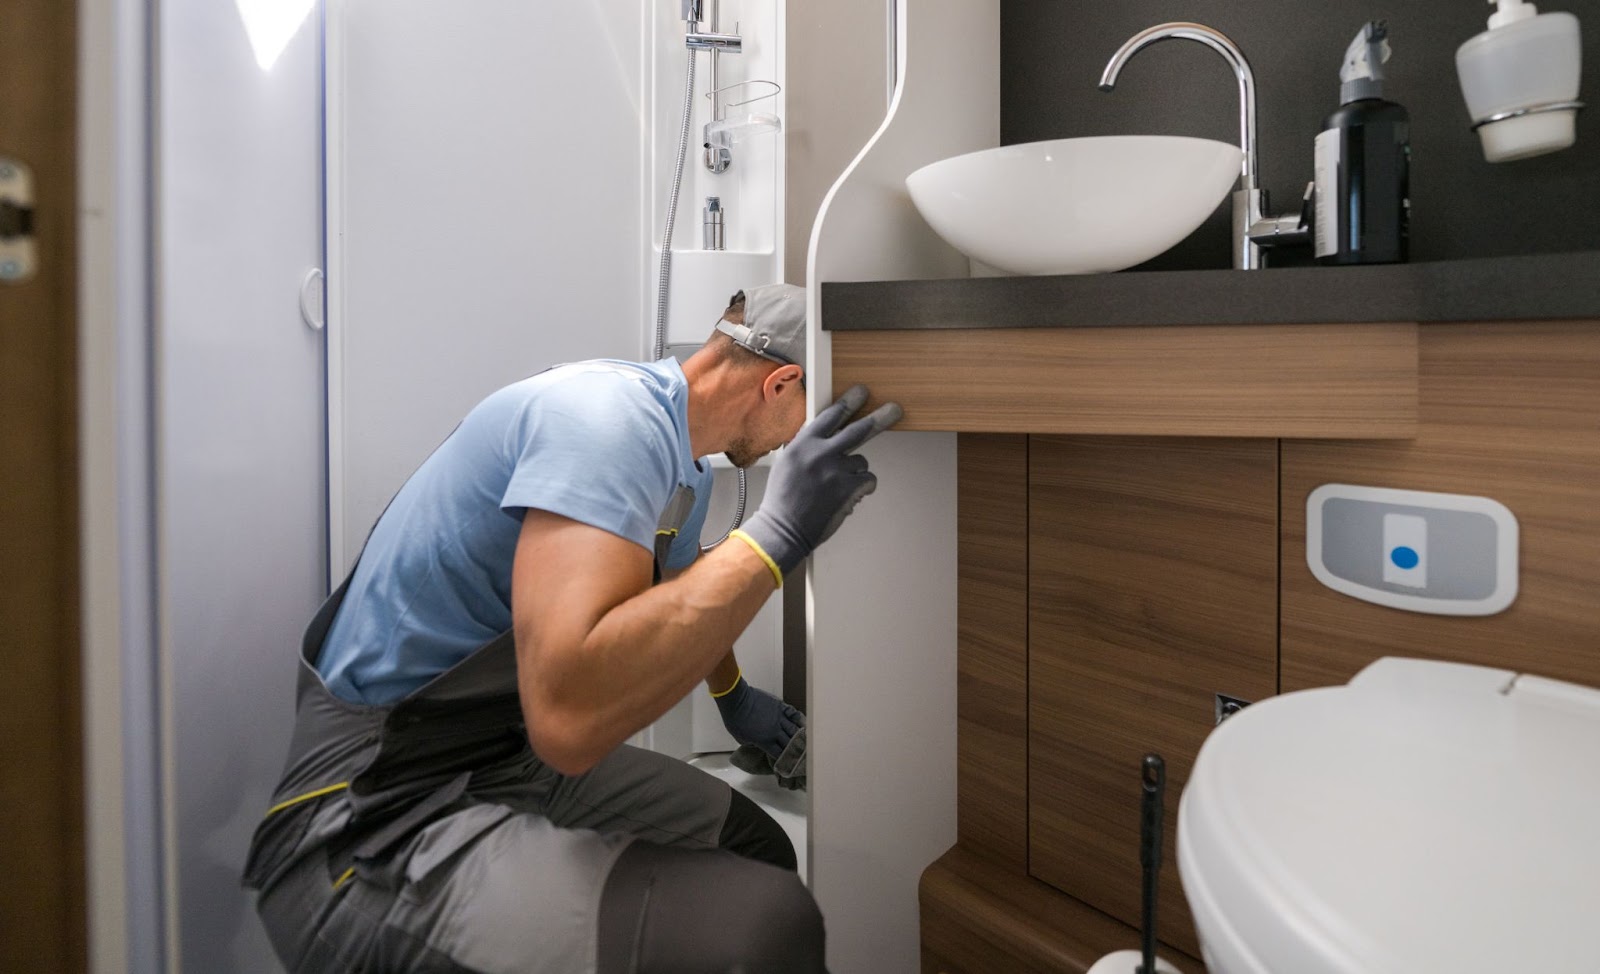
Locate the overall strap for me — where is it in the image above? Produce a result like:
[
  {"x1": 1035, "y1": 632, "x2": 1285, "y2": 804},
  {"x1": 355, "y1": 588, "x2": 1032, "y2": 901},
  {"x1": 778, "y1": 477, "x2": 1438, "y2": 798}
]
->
[{"x1": 652, "y1": 484, "x2": 698, "y2": 581}]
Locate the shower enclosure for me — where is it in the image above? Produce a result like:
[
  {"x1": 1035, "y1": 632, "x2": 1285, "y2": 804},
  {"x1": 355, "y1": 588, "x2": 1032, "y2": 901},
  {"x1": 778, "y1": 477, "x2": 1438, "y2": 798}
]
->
[{"x1": 82, "y1": 1, "x2": 952, "y2": 971}]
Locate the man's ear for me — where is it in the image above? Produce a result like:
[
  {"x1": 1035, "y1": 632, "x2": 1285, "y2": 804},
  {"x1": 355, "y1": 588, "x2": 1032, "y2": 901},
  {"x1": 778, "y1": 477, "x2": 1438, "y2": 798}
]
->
[{"x1": 763, "y1": 365, "x2": 803, "y2": 401}]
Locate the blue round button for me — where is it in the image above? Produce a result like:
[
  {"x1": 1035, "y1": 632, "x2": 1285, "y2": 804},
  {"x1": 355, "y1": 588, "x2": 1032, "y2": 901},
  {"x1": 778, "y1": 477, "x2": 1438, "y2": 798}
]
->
[{"x1": 1390, "y1": 546, "x2": 1420, "y2": 570}]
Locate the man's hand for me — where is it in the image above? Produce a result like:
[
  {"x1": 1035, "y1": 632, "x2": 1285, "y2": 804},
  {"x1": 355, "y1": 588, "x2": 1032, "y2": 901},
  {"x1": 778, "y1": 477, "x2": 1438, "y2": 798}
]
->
[
  {"x1": 735, "y1": 385, "x2": 902, "y2": 579},
  {"x1": 714, "y1": 675, "x2": 804, "y2": 760}
]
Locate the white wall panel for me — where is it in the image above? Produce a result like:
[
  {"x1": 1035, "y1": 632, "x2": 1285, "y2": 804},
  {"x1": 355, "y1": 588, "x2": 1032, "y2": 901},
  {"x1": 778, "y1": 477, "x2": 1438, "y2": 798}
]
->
[
  {"x1": 157, "y1": 2, "x2": 327, "y2": 971},
  {"x1": 804, "y1": 1, "x2": 999, "y2": 971},
  {"x1": 329, "y1": 0, "x2": 647, "y2": 571}
]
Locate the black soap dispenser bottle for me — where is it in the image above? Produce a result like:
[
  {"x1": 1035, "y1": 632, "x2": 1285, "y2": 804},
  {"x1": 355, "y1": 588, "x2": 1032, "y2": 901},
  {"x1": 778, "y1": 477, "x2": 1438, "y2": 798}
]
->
[{"x1": 1314, "y1": 22, "x2": 1411, "y2": 265}]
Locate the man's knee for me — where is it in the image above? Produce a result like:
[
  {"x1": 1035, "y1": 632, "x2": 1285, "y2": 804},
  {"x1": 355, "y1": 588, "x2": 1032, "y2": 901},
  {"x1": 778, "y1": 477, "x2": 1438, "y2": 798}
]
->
[
  {"x1": 738, "y1": 868, "x2": 826, "y2": 969},
  {"x1": 598, "y1": 842, "x2": 825, "y2": 974},
  {"x1": 719, "y1": 789, "x2": 797, "y2": 871}
]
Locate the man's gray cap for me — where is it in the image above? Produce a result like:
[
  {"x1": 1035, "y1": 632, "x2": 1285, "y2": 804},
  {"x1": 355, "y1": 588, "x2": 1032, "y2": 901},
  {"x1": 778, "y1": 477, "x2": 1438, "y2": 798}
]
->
[{"x1": 715, "y1": 283, "x2": 807, "y2": 370}]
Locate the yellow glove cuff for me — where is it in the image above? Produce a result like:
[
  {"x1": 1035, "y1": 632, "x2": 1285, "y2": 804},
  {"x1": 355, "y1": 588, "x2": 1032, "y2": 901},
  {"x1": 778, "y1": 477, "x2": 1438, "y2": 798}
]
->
[
  {"x1": 729, "y1": 529, "x2": 783, "y2": 589},
  {"x1": 709, "y1": 667, "x2": 744, "y2": 699}
]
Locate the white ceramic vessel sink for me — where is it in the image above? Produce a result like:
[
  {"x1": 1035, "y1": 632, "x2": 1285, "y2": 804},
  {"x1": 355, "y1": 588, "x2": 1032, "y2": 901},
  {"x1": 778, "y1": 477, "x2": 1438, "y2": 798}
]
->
[{"x1": 905, "y1": 136, "x2": 1243, "y2": 275}]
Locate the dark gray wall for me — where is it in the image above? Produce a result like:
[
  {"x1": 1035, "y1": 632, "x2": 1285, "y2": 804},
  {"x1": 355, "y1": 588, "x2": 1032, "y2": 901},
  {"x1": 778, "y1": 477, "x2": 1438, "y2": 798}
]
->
[{"x1": 1002, "y1": 0, "x2": 1600, "y2": 270}]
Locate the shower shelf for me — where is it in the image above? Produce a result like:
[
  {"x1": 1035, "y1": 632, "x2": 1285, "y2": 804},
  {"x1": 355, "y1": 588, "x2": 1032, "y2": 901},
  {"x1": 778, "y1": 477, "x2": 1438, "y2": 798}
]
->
[{"x1": 706, "y1": 79, "x2": 782, "y2": 144}]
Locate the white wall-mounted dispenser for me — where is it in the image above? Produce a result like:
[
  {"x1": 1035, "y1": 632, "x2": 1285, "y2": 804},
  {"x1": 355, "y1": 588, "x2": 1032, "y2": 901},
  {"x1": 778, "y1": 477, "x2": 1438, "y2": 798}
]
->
[
  {"x1": 1455, "y1": 0, "x2": 1585, "y2": 162},
  {"x1": 1306, "y1": 483, "x2": 1520, "y2": 616}
]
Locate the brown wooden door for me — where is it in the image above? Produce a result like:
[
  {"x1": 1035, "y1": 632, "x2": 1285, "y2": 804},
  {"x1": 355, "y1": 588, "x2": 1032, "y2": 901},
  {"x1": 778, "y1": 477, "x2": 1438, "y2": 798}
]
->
[
  {"x1": 0, "y1": 0, "x2": 85, "y2": 968},
  {"x1": 1027, "y1": 436, "x2": 1279, "y2": 959}
]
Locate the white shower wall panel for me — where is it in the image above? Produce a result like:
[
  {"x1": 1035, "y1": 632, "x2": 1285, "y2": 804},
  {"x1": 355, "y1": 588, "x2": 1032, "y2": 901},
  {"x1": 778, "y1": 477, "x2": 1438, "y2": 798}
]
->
[
  {"x1": 658, "y1": 248, "x2": 774, "y2": 345},
  {"x1": 157, "y1": 2, "x2": 326, "y2": 971},
  {"x1": 648, "y1": 0, "x2": 781, "y2": 255},
  {"x1": 330, "y1": 0, "x2": 648, "y2": 570},
  {"x1": 647, "y1": 0, "x2": 783, "y2": 346}
]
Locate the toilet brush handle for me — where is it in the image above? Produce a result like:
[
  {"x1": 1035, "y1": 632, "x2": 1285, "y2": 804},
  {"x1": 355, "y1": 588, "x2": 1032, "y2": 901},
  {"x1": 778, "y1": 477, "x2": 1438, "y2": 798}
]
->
[{"x1": 1138, "y1": 754, "x2": 1167, "y2": 974}]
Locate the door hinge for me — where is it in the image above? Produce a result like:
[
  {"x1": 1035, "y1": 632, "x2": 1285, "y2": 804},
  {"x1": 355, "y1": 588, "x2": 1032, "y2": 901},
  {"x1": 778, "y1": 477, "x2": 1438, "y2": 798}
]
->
[{"x1": 0, "y1": 158, "x2": 38, "y2": 283}]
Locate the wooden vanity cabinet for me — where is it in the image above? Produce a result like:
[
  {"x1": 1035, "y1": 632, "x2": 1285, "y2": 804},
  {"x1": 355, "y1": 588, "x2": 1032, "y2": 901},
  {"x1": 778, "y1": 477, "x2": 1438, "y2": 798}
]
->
[{"x1": 913, "y1": 320, "x2": 1600, "y2": 974}]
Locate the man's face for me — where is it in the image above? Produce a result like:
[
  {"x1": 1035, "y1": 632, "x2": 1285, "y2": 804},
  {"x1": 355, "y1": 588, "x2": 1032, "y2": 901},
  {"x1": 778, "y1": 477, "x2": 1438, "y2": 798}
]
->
[{"x1": 725, "y1": 371, "x2": 807, "y2": 469}]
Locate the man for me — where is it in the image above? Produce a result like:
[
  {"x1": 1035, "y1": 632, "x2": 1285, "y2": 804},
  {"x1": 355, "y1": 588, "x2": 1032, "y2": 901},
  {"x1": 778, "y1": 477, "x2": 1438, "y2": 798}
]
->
[{"x1": 244, "y1": 283, "x2": 901, "y2": 973}]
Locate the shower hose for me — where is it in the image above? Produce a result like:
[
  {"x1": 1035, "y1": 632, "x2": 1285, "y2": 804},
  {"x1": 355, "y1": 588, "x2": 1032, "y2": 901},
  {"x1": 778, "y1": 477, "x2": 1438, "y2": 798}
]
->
[{"x1": 656, "y1": 44, "x2": 747, "y2": 553}]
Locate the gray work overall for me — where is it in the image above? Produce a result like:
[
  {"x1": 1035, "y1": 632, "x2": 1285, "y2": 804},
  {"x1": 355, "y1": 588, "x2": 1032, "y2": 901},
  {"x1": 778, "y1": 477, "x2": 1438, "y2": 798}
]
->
[{"x1": 244, "y1": 485, "x2": 823, "y2": 973}]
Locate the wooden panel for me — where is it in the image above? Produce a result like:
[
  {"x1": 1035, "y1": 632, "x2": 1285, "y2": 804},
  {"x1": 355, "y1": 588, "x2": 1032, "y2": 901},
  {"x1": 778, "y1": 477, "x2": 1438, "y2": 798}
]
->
[
  {"x1": 832, "y1": 324, "x2": 1418, "y2": 438},
  {"x1": 1282, "y1": 321, "x2": 1600, "y2": 692},
  {"x1": 923, "y1": 949, "x2": 959, "y2": 974},
  {"x1": 0, "y1": 0, "x2": 84, "y2": 968},
  {"x1": 1027, "y1": 437, "x2": 1279, "y2": 958},
  {"x1": 956, "y1": 434, "x2": 1029, "y2": 868},
  {"x1": 921, "y1": 846, "x2": 1203, "y2": 974}
]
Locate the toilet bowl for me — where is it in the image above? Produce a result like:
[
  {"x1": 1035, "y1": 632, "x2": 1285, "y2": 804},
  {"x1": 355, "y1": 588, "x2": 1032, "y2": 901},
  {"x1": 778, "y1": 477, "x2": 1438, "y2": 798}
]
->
[{"x1": 1178, "y1": 656, "x2": 1600, "y2": 974}]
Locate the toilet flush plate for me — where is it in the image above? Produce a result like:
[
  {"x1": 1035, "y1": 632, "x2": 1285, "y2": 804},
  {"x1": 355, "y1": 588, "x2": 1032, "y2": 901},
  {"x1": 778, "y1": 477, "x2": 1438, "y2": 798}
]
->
[{"x1": 1306, "y1": 483, "x2": 1518, "y2": 616}]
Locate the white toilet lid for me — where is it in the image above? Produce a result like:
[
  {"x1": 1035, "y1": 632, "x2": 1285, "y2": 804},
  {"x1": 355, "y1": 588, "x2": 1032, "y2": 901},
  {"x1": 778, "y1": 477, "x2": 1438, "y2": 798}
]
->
[{"x1": 1179, "y1": 657, "x2": 1600, "y2": 974}]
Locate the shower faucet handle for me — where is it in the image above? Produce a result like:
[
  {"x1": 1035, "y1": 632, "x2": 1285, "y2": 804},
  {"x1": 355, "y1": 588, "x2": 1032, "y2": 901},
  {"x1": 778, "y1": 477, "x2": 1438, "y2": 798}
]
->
[{"x1": 686, "y1": 30, "x2": 742, "y2": 53}]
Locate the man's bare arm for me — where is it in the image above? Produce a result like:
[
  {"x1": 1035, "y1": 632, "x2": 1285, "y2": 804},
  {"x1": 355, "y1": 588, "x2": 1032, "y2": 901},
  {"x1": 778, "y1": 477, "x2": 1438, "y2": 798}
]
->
[
  {"x1": 512, "y1": 509, "x2": 776, "y2": 775},
  {"x1": 661, "y1": 564, "x2": 742, "y2": 696}
]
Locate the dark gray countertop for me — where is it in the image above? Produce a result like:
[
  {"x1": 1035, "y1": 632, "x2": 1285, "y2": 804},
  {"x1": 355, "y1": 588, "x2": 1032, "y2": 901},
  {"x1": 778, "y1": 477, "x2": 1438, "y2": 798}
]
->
[{"x1": 820, "y1": 251, "x2": 1600, "y2": 330}]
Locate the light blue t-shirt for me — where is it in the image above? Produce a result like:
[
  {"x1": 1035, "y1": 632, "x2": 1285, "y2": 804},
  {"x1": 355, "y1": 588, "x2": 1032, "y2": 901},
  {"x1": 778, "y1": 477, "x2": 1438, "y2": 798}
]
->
[{"x1": 317, "y1": 358, "x2": 714, "y2": 704}]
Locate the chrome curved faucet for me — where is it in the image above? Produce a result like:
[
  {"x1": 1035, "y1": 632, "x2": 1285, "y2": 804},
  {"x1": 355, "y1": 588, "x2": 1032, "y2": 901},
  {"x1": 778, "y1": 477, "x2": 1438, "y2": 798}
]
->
[{"x1": 1100, "y1": 22, "x2": 1308, "y2": 270}]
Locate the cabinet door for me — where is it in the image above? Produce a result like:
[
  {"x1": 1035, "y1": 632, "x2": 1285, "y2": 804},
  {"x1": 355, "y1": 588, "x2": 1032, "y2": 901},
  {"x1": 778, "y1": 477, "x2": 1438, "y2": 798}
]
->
[
  {"x1": 1028, "y1": 436, "x2": 1279, "y2": 958},
  {"x1": 957, "y1": 434, "x2": 1030, "y2": 870}
]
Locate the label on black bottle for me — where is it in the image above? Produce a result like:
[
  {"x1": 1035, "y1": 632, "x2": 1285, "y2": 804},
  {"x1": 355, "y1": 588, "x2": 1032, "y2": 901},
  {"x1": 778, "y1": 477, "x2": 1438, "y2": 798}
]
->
[{"x1": 1313, "y1": 128, "x2": 1339, "y2": 259}]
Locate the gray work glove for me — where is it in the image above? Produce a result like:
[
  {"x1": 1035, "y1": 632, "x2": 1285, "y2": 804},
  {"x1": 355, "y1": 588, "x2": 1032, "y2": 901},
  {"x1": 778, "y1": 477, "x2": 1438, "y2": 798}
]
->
[
  {"x1": 772, "y1": 725, "x2": 806, "y2": 790},
  {"x1": 714, "y1": 675, "x2": 804, "y2": 760},
  {"x1": 731, "y1": 725, "x2": 807, "y2": 791},
  {"x1": 735, "y1": 385, "x2": 903, "y2": 578}
]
